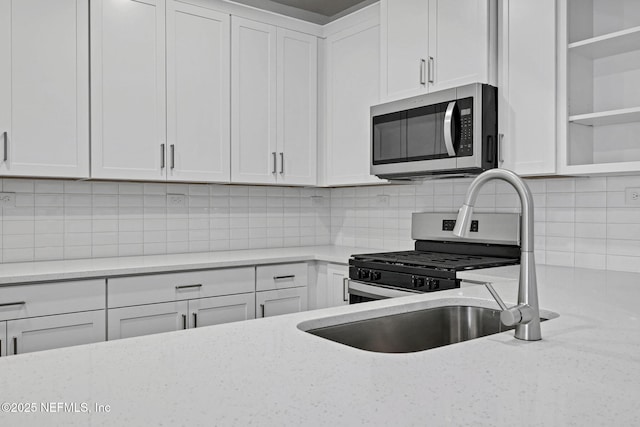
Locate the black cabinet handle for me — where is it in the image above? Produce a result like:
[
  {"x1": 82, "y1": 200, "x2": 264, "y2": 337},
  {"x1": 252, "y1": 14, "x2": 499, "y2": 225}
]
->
[
  {"x1": 273, "y1": 275, "x2": 295, "y2": 280},
  {"x1": 13, "y1": 337, "x2": 17, "y2": 355},
  {"x1": 193, "y1": 312, "x2": 198, "y2": 328},
  {"x1": 182, "y1": 314, "x2": 187, "y2": 330},
  {"x1": 175, "y1": 284, "x2": 202, "y2": 290}
]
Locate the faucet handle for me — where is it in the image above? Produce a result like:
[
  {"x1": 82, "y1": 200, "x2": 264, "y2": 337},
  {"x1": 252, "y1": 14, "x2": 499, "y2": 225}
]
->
[{"x1": 485, "y1": 283, "x2": 535, "y2": 327}]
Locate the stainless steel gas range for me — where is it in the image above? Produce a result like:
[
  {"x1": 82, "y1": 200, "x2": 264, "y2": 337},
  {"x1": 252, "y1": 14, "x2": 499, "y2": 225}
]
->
[{"x1": 348, "y1": 212, "x2": 521, "y2": 304}]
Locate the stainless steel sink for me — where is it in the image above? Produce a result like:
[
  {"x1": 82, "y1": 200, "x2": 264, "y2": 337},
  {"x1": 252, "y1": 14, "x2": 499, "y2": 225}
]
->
[{"x1": 305, "y1": 305, "x2": 549, "y2": 353}]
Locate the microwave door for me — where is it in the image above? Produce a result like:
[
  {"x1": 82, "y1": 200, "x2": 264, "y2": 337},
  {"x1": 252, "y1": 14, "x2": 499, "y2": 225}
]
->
[{"x1": 372, "y1": 111, "x2": 406, "y2": 165}]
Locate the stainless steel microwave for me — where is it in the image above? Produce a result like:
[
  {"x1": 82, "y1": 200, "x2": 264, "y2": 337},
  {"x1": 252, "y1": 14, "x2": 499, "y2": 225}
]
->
[{"x1": 370, "y1": 83, "x2": 497, "y2": 179}]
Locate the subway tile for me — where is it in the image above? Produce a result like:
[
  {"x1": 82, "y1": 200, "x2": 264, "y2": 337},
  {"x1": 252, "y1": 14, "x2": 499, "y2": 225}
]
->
[
  {"x1": 144, "y1": 230, "x2": 167, "y2": 244},
  {"x1": 575, "y1": 223, "x2": 606, "y2": 238},
  {"x1": 35, "y1": 220, "x2": 63, "y2": 234},
  {"x1": 547, "y1": 193, "x2": 575, "y2": 208},
  {"x1": 118, "y1": 183, "x2": 143, "y2": 195},
  {"x1": 93, "y1": 232, "x2": 118, "y2": 246},
  {"x1": 143, "y1": 243, "x2": 167, "y2": 255},
  {"x1": 143, "y1": 183, "x2": 166, "y2": 195},
  {"x1": 35, "y1": 247, "x2": 64, "y2": 261},
  {"x1": 607, "y1": 224, "x2": 640, "y2": 240},
  {"x1": 35, "y1": 194, "x2": 63, "y2": 207},
  {"x1": 546, "y1": 178, "x2": 575, "y2": 193},
  {"x1": 65, "y1": 232, "x2": 92, "y2": 246},
  {"x1": 607, "y1": 208, "x2": 640, "y2": 224},
  {"x1": 3, "y1": 248, "x2": 34, "y2": 262},
  {"x1": 64, "y1": 246, "x2": 92, "y2": 259},
  {"x1": 167, "y1": 241, "x2": 189, "y2": 253},
  {"x1": 189, "y1": 241, "x2": 209, "y2": 252},
  {"x1": 546, "y1": 222, "x2": 574, "y2": 238},
  {"x1": 34, "y1": 180, "x2": 64, "y2": 194},
  {"x1": 606, "y1": 255, "x2": 640, "y2": 273},
  {"x1": 93, "y1": 182, "x2": 119, "y2": 194},
  {"x1": 3, "y1": 179, "x2": 34, "y2": 193},
  {"x1": 65, "y1": 194, "x2": 91, "y2": 207},
  {"x1": 35, "y1": 233, "x2": 63, "y2": 248},
  {"x1": 92, "y1": 245, "x2": 118, "y2": 258},
  {"x1": 575, "y1": 192, "x2": 606, "y2": 208},
  {"x1": 607, "y1": 239, "x2": 640, "y2": 256},
  {"x1": 118, "y1": 244, "x2": 143, "y2": 257},
  {"x1": 4, "y1": 234, "x2": 34, "y2": 249},
  {"x1": 64, "y1": 181, "x2": 92, "y2": 194},
  {"x1": 575, "y1": 177, "x2": 606, "y2": 192},
  {"x1": 607, "y1": 175, "x2": 640, "y2": 191},
  {"x1": 574, "y1": 237, "x2": 606, "y2": 254},
  {"x1": 575, "y1": 253, "x2": 606, "y2": 270},
  {"x1": 545, "y1": 251, "x2": 574, "y2": 267},
  {"x1": 575, "y1": 208, "x2": 606, "y2": 223},
  {"x1": 4, "y1": 220, "x2": 34, "y2": 235}
]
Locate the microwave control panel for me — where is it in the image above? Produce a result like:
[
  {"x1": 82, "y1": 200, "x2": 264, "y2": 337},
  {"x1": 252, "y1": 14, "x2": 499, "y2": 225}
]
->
[{"x1": 457, "y1": 97, "x2": 473, "y2": 157}]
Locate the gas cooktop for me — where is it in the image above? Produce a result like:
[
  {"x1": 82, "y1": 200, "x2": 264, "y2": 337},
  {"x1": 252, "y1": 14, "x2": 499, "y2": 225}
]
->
[{"x1": 351, "y1": 250, "x2": 520, "y2": 271}]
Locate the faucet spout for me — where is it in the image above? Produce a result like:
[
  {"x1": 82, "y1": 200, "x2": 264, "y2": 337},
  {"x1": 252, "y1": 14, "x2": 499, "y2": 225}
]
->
[{"x1": 454, "y1": 169, "x2": 541, "y2": 341}]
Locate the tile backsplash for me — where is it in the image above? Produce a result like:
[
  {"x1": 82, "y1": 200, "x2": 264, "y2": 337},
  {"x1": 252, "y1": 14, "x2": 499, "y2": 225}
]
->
[
  {"x1": 330, "y1": 175, "x2": 640, "y2": 274},
  {"x1": 1, "y1": 174, "x2": 640, "y2": 273},
  {"x1": 0, "y1": 179, "x2": 330, "y2": 263}
]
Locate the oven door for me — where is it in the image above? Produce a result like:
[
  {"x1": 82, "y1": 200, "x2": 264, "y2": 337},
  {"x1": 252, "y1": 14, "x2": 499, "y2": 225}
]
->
[{"x1": 347, "y1": 280, "x2": 421, "y2": 304}]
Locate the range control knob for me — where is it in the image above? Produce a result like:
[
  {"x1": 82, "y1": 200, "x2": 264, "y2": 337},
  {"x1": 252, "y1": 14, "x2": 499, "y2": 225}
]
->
[
  {"x1": 371, "y1": 271, "x2": 381, "y2": 281},
  {"x1": 357, "y1": 269, "x2": 370, "y2": 280}
]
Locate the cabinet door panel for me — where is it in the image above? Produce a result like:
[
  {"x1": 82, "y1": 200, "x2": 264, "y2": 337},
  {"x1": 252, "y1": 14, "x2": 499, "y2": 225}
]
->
[
  {"x1": 325, "y1": 20, "x2": 384, "y2": 186},
  {"x1": 256, "y1": 287, "x2": 307, "y2": 318},
  {"x1": 277, "y1": 28, "x2": 317, "y2": 186},
  {"x1": 91, "y1": 0, "x2": 166, "y2": 180},
  {"x1": 108, "y1": 301, "x2": 188, "y2": 340},
  {"x1": 7, "y1": 310, "x2": 105, "y2": 356},
  {"x1": 167, "y1": 2, "x2": 230, "y2": 182},
  {"x1": 380, "y1": 0, "x2": 429, "y2": 101},
  {"x1": 0, "y1": 322, "x2": 6, "y2": 358},
  {"x1": 189, "y1": 293, "x2": 255, "y2": 328},
  {"x1": 0, "y1": 0, "x2": 89, "y2": 177},
  {"x1": 498, "y1": 0, "x2": 556, "y2": 175},
  {"x1": 326, "y1": 264, "x2": 349, "y2": 308},
  {"x1": 231, "y1": 17, "x2": 277, "y2": 184}
]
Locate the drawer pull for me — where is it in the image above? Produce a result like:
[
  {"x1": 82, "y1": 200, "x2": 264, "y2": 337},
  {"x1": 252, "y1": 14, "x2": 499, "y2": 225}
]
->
[
  {"x1": 273, "y1": 275, "x2": 295, "y2": 280},
  {"x1": 193, "y1": 312, "x2": 198, "y2": 328},
  {"x1": 13, "y1": 337, "x2": 17, "y2": 355},
  {"x1": 0, "y1": 338, "x2": 2, "y2": 357},
  {"x1": 175, "y1": 284, "x2": 203, "y2": 290},
  {"x1": 182, "y1": 314, "x2": 187, "y2": 330},
  {"x1": 343, "y1": 278, "x2": 349, "y2": 302},
  {"x1": 260, "y1": 304, "x2": 265, "y2": 318},
  {"x1": 0, "y1": 301, "x2": 26, "y2": 308}
]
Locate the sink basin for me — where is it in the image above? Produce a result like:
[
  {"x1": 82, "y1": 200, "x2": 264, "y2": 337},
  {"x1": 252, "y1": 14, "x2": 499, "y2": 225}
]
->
[{"x1": 305, "y1": 305, "x2": 550, "y2": 353}]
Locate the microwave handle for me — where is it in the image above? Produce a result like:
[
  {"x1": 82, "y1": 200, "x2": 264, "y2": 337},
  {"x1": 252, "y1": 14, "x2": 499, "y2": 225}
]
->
[{"x1": 443, "y1": 101, "x2": 457, "y2": 157}]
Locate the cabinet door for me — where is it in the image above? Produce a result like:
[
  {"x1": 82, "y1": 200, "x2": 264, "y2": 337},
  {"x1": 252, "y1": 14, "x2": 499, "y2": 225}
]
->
[
  {"x1": 166, "y1": 2, "x2": 230, "y2": 183},
  {"x1": 108, "y1": 301, "x2": 188, "y2": 340},
  {"x1": 277, "y1": 28, "x2": 317, "y2": 186},
  {"x1": 0, "y1": 0, "x2": 89, "y2": 178},
  {"x1": 0, "y1": 321, "x2": 6, "y2": 358},
  {"x1": 6, "y1": 310, "x2": 105, "y2": 356},
  {"x1": 231, "y1": 17, "x2": 277, "y2": 184},
  {"x1": 91, "y1": 0, "x2": 167, "y2": 180},
  {"x1": 325, "y1": 19, "x2": 384, "y2": 186},
  {"x1": 256, "y1": 287, "x2": 308, "y2": 318},
  {"x1": 188, "y1": 293, "x2": 255, "y2": 329},
  {"x1": 380, "y1": 0, "x2": 429, "y2": 101},
  {"x1": 326, "y1": 264, "x2": 349, "y2": 308},
  {"x1": 498, "y1": 0, "x2": 556, "y2": 175},
  {"x1": 429, "y1": 0, "x2": 494, "y2": 92}
]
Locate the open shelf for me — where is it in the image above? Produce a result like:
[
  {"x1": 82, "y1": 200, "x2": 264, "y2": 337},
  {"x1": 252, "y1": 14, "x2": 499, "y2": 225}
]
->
[
  {"x1": 569, "y1": 25, "x2": 640, "y2": 59},
  {"x1": 569, "y1": 107, "x2": 640, "y2": 126}
]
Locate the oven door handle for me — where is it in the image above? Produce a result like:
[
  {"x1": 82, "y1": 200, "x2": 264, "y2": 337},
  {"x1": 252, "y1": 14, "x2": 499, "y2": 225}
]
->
[
  {"x1": 348, "y1": 280, "x2": 420, "y2": 300},
  {"x1": 443, "y1": 101, "x2": 457, "y2": 157}
]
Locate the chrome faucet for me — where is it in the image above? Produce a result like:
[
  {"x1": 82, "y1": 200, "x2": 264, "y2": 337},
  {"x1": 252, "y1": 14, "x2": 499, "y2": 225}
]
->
[{"x1": 453, "y1": 169, "x2": 541, "y2": 341}]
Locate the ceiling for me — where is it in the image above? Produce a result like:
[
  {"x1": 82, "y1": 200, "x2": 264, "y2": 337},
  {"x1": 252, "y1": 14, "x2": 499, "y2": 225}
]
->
[{"x1": 232, "y1": 0, "x2": 378, "y2": 24}]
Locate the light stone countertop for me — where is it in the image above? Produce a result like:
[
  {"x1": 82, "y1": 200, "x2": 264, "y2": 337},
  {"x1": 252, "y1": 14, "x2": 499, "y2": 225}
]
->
[
  {"x1": 1, "y1": 263, "x2": 639, "y2": 426},
  {"x1": 0, "y1": 246, "x2": 378, "y2": 285}
]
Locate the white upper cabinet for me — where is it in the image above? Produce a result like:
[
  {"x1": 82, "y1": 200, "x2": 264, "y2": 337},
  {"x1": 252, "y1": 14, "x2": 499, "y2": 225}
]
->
[
  {"x1": 322, "y1": 7, "x2": 384, "y2": 186},
  {"x1": 558, "y1": 0, "x2": 640, "y2": 175},
  {"x1": 380, "y1": 0, "x2": 429, "y2": 101},
  {"x1": 91, "y1": 0, "x2": 167, "y2": 181},
  {"x1": 498, "y1": 0, "x2": 557, "y2": 176},
  {"x1": 231, "y1": 18, "x2": 318, "y2": 186},
  {"x1": 277, "y1": 28, "x2": 318, "y2": 186},
  {"x1": 0, "y1": 0, "x2": 89, "y2": 178},
  {"x1": 380, "y1": 0, "x2": 497, "y2": 102},
  {"x1": 231, "y1": 17, "x2": 278, "y2": 185},
  {"x1": 166, "y1": 2, "x2": 231, "y2": 183}
]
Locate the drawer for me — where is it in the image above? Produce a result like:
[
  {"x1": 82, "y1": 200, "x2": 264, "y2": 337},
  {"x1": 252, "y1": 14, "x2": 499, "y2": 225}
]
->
[
  {"x1": 108, "y1": 267, "x2": 255, "y2": 308},
  {"x1": 256, "y1": 263, "x2": 308, "y2": 291},
  {"x1": 0, "y1": 279, "x2": 105, "y2": 322}
]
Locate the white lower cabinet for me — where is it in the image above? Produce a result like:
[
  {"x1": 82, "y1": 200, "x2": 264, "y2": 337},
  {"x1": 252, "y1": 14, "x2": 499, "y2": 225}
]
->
[
  {"x1": 310, "y1": 263, "x2": 349, "y2": 310},
  {"x1": 108, "y1": 293, "x2": 256, "y2": 340},
  {"x1": 0, "y1": 279, "x2": 106, "y2": 357},
  {"x1": 5, "y1": 311, "x2": 105, "y2": 356},
  {"x1": 256, "y1": 287, "x2": 307, "y2": 318},
  {"x1": 107, "y1": 268, "x2": 256, "y2": 340},
  {"x1": 189, "y1": 293, "x2": 255, "y2": 329},
  {"x1": 108, "y1": 301, "x2": 189, "y2": 340}
]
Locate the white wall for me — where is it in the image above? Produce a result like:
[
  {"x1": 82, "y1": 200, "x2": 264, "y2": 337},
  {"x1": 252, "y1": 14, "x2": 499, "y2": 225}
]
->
[{"x1": 330, "y1": 175, "x2": 640, "y2": 273}]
